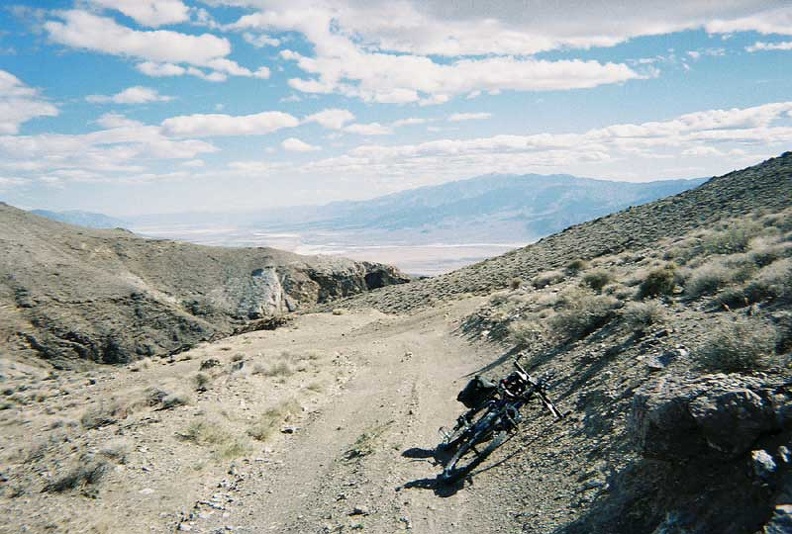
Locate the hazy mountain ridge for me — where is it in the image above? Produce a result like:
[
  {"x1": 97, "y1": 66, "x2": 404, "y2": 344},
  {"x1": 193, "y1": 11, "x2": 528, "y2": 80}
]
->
[
  {"x1": 252, "y1": 173, "x2": 707, "y2": 239},
  {"x1": 29, "y1": 209, "x2": 129, "y2": 229}
]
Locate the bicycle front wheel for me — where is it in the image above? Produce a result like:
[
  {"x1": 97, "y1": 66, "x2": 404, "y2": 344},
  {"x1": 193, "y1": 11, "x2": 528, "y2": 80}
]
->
[{"x1": 439, "y1": 414, "x2": 507, "y2": 482}]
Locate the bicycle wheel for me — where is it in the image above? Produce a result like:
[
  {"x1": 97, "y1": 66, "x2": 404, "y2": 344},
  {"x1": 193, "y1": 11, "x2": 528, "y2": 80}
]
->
[
  {"x1": 439, "y1": 413, "x2": 507, "y2": 483},
  {"x1": 437, "y1": 406, "x2": 489, "y2": 453}
]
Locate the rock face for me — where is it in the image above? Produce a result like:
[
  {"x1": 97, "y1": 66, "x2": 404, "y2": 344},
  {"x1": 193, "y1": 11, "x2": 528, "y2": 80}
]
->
[
  {"x1": 629, "y1": 373, "x2": 785, "y2": 460},
  {"x1": 620, "y1": 373, "x2": 792, "y2": 533},
  {"x1": 0, "y1": 203, "x2": 410, "y2": 367}
]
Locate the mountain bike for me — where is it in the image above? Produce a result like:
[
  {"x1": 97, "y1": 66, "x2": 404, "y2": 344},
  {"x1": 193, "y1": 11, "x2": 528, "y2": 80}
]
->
[{"x1": 437, "y1": 359, "x2": 564, "y2": 483}]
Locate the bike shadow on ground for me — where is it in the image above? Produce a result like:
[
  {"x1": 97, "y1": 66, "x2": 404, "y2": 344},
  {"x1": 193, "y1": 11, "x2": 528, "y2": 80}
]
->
[{"x1": 398, "y1": 446, "x2": 466, "y2": 497}]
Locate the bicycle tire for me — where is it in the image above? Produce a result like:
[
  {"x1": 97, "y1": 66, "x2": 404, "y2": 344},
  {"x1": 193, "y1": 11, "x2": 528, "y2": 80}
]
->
[
  {"x1": 438, "y1": 405, "x2": 492, "y2": 453},
  {"x1": 439, "y1": 413, "x2": 507, "y2": 482}
]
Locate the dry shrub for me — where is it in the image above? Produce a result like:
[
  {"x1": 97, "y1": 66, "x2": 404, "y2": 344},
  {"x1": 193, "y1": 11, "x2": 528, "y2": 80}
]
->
[
  {"x1": 684, "y1": 263, "x2": 733, "y2": 299},
  {"x1": 81, "y1": 399, "x2": 131, "y2": 429},
  {"x1": 695, "y1": 317, "x2": 777, "y2": 372},
  {"x1": 533, "y1": 270, "x2": 565, "y2": 289},
  {"x1": 744, "y1": 258, "x2": 792, "y2": 304},
  {"x1": 181, "y1": 419, "x2": 249, "y2": 459},
  {"x1": 701, "y1": 221, "x2": 763, "y2": 255},
  {"x1": 43, "y1": 454, "x2": 110, "y2": 495},
  {"x1": 582, "y1": 269, "x2": 613, "y2": 292},
  {"x1": 638, "y1": 263, "x2": 679, "y2": 299},
  {"x1": 194, "y1": 372, "x2": 212, "y2": 392},
  {"x1": 508, "y1": 320, "x2": 547, "y2": 346},
  {"x1": 622, "y1": 301, "x2": 666, "y2": 333},
  {"x1": 565, "y1": 259, "x2": 590, "y2": 275},
  {"x1": 248, "y1": 399, "x2": 300, "y2": 442},
  {"x1": 549, "y1": 288, "x2": 619, "y2": 343},
  {"x1": 260, "y1": 361, "x2": 295, "y2": 378}
]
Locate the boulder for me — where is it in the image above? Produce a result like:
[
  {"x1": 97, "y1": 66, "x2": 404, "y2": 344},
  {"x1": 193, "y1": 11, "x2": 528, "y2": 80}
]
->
[{"x1": 630, "y1": 374, "x2": 787, "y2": 460}]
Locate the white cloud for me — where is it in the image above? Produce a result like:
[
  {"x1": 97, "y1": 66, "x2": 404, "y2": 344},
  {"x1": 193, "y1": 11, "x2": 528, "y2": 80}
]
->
[
  {"x1": 343, "y1": 122, "x2": 392, "y2": 135},
  {"x1": 448, "y1": 112, "x2": 491, "y2": 122},
  {"x1": 243, "y1": 32, "x2": 281, "y2": 48},
  {"x1": 0, "y1": 118, "x2": 218, "y2": 179},
  {"x1": 392, "y1": 117, "x2": 430, "y2": 127},
  {"x1": 283, "y1": 48, "x2": 641, "y2": 104},
  {"x1": 706, "y1": 6, "x2": 792, "y2": 36},
  {"x1": 95, "y1": 112, "x2": 140, "y2": 129},
  {"x1": 0, "y1": 70, "x2": 59, "y2": 134},
  {"x1": 281, "y1": 137, "x2": 320, "y2": 152},
  {"x1": 45, "y1": 10, "x2": 268, "y2": 80},
  {"x1": 747, "y1": 41, "x2": 792, "y2": 52},
  {"x1": 300, "y1": 101, "x2": 792, "y2": 181},
  {"x1": 136, "y1": 61, "x2": 187, "y2": 77},
  {"x1": 303, "y1": 108, "x2": 355, "y2": 130},
  {"x1": 86, "y1": 85, "x2": 173, "y2": 104},
  {"x1": 228, "y1": 160, "x2": 276, "y2": 174},
  {"x1": 161, "y1": 111, "x2": 299, "y2": 137},
  {"x1": 87, "y1": 0, "x2": 190, "y2": 27}
]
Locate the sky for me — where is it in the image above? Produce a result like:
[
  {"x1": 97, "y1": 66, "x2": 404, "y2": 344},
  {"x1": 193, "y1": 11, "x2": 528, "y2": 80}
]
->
[{"x1": 0, "y1": 0, "x2": 790, "y2": 217}]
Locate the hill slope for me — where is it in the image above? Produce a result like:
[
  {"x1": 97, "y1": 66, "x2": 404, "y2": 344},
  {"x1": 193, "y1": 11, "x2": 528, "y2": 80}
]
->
[{"x1": 0, "y1": 205, "x2": 409, "y2": 368}]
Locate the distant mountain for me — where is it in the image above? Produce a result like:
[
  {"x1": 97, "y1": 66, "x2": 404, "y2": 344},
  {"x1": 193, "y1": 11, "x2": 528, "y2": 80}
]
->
[
  {"x1": 29, "y1": 209, "x2": 128, "y2": 229},
  {"x1": 253, "y1": 173, "x2": 708, "y2": 243}
]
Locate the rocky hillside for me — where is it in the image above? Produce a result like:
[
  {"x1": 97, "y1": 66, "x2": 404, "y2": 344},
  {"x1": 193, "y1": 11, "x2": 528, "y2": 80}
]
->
[{"x1": 0, "y1": 204, "x2": 409, "y2": 368}]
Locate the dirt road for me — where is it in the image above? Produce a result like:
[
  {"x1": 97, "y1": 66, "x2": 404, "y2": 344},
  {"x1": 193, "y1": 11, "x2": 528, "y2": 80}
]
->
[{"x1": 194, "y1": 299, "x2": 508, "y2": 533}]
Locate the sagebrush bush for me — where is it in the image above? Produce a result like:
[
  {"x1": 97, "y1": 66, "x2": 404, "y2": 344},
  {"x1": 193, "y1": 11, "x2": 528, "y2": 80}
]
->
[
  {"x1": 744, "y1": 258, "x2": 792, "y2": 303},
  {"x1": 565, "y1": 259, "x2": 590, "y2": 275},
  {"x1": 696, "y1": 318, "x2": 777, "y2": 372},
  {"x1": 549, "y1": 288, "x2": 619, "y2": 343},
  {"x1": 582, "y1": 269, "x2": 613, "y2": 292},
  {"x1": 508, "y1": 319, "x2": 546, "y2": 346},
  {"x1": 701, "y1": 221, "x2": 763, "y2": 255},
  {"x1": 684, "y1": 263, "x2": 733, "y2": 299},
  {"x1": 622, "y1": 301, "x2": 666, "y2": 332},
  {"x1": 638, "y1": 263, "x2": 678, "y2": 299},
  {"x1": 248, "y1": 399, "x2": 300, "y2": 442},
  {"x1": 533, "y1": 270, "x2": 565, "y2": 289}
]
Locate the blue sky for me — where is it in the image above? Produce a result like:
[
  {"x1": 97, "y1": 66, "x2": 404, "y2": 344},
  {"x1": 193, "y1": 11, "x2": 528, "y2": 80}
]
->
[{"x1": 0, "y1": 0, "x2": 790, "y2": 216}]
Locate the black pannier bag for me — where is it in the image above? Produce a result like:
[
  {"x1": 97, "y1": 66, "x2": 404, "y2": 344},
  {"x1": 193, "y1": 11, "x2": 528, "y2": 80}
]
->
[{"x1": 457, "y1": 375, "x2": 498, "y2": 409}]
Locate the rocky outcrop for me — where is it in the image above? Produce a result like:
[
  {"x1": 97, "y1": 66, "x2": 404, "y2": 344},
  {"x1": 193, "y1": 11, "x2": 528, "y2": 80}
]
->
[{"x1": 629, "y1": 373, "x2": 789, "y2": 460}]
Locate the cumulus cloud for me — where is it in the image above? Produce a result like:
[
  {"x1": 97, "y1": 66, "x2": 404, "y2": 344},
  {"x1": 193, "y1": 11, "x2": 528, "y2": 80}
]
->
[
  {"x1": 161, "y1": 111, "x2": 299, "y2": 137},
  {"x1": 343, "y1": 122, "x2": 392, "y2": 135},
  {"x1": 0, "y1": 70, "x2": 59, "y2": 134},
  {"x1": 299, "y1": 101, "x2": 792, "y2": 181},
  {"x1": 448, "y1": 112, "x2": 491, "y2": 122},
  {"x1": 705, "y1": 6, "x2": 792, "y2": 36},
  {"x1": 87, "y1": 0, "x2": 190, "y2": 27},
  {"x1": 219, "y1": 0, "x2": 791, "y2": 103},
  {"x1": 86, "y1": 85, "x2": 173, "y2": 104},
  {"x1": 392, "y1": 117, "x2": 430, "y2": 127},
  {"x1": 243, "y1": 32, "x2": 281, "y2": 48},
  {"x1": 747, "y1": 41, "x2": 792, "y2": 52},
  {"x1": 0, "y1": 116, "x2": 218, "y2": 179},
  {"x1": 303, "y1": 108, "x2": 356, "y2": 129},
  {"x1": 45, "y1": 10, "x2": 268, "y2": 81},
  {"x1": 281, "y1": 137, "x2": 320, "y2": 152}
]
